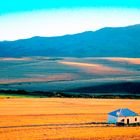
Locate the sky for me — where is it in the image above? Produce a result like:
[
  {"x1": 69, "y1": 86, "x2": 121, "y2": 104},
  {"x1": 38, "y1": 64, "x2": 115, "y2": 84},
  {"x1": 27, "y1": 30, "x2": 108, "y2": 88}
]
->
[{"x1": 0, "y1": 0, "x2": 140, "y2": 41}]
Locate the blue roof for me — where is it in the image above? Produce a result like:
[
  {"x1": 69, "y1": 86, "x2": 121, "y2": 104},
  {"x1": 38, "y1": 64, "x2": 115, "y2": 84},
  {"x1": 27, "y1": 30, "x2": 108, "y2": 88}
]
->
[{"x1": 108, "y1": 108, "x2": 139, "y2": 117}]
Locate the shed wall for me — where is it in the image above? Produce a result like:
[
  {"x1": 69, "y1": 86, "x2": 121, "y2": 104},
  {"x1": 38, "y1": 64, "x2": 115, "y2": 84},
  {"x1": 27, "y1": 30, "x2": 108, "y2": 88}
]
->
[
  {"x1": 117, "y1": 116, "x2": 140, "y2": 124},
  {"x1": 108, "y1": 115, "x2": 117, "y2": 124}
]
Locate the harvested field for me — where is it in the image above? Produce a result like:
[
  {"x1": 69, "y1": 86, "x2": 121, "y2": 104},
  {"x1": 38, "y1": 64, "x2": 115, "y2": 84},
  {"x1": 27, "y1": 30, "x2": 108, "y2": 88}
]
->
[{"x1": 0, "y1": 98, "x2": 140, "y2": 140}]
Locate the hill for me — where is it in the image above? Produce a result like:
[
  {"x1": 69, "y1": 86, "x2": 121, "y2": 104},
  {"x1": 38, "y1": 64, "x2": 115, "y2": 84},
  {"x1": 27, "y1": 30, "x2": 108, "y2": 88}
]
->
[{"x1": 0, "y1": 24, "x2": 140, "y2": 57}]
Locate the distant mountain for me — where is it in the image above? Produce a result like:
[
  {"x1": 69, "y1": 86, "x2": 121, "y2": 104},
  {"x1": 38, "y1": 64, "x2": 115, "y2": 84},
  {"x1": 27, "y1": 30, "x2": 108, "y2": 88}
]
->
[{"x1": 0, "y1": 24, "x2": 140, "y2": 57}]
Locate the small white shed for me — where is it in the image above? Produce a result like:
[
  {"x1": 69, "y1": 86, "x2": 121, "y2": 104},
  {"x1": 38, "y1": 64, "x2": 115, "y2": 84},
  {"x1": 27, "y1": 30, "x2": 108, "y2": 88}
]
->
[{"x1": 108, "y1": 108, "x2": 140, "y2": 124}]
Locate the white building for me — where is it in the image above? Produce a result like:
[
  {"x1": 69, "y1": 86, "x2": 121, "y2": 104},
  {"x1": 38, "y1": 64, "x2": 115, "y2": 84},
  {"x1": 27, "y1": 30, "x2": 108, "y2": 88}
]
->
[{"x1": 108, "y1": 108, "x2": 140, "y2": 125}]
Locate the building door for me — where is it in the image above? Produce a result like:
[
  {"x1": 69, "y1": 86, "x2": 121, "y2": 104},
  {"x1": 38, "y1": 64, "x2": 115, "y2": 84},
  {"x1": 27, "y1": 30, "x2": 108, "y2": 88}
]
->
[{"x1": 127, "y1": 119, "x2": 129, "y2": 124}]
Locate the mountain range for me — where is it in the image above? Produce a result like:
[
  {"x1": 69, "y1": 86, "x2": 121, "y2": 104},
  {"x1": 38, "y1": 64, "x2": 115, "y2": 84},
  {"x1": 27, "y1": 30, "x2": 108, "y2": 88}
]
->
[{"x1": 0, "y1": 24, "x2": 140, "y2": 57}]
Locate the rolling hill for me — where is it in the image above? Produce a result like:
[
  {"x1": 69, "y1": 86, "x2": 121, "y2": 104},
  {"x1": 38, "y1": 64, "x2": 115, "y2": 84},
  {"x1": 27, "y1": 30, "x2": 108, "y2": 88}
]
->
[{"x1": 0, "y1": 24, "x2": 140, "y2": 57}]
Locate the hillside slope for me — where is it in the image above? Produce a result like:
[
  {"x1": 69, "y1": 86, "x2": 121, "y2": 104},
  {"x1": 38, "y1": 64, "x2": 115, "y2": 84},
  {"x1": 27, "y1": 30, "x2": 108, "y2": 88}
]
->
[{"x1": 0, "y1": 24, "x2": 140, "y2": 57}]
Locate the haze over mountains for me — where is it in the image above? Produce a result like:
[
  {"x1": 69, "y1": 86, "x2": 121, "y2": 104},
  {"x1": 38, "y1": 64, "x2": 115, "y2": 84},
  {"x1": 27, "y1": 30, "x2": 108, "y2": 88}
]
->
[{"x1": 0, "y1": 24, "x2": 140, "y2": 57}]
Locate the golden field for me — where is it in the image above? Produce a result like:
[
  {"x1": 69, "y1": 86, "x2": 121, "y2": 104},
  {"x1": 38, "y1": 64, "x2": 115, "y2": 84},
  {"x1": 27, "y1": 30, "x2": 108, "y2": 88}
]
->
[{"x1": 0, "y1": 98, "x2": 140, "y2": 140}]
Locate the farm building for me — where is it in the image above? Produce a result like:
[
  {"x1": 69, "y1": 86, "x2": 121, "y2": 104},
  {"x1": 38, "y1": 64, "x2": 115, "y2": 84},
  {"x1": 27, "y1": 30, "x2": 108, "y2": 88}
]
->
[{"x1": 108, "y1": 108, "x2": 140, "y2": 125}]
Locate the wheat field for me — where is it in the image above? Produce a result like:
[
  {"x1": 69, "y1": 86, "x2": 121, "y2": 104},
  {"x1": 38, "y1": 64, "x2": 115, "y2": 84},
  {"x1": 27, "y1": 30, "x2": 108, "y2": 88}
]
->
[{"x1": 0, "y1": 98, "x2": 140, "y2": 140}]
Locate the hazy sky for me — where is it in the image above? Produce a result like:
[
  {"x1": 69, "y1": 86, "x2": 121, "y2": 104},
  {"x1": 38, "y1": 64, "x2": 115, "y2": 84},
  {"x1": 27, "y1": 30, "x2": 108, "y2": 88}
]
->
[{"x1": 0, "y1": 0, "x2": 140, "y2": 41}]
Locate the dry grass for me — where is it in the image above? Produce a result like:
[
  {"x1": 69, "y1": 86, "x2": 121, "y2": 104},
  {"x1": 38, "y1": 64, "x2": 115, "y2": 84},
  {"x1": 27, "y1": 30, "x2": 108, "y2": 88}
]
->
[
  {"x1": 1, "y1": 126, "x2": 140, "y2": 140},
  {"x1": 0, "y1": 98, "x2": 140, "y2": 140}
]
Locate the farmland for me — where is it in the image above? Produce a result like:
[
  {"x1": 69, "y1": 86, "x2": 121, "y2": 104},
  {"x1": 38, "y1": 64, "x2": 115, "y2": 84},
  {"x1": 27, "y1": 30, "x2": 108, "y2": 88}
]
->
[
  {"x1": 0, "y1": 57, "x2": 140, "y2": 94},
  {"x1": 0, "y1": 57, "x2": 140, "y2": 139},
  {"x1": 0, "y1": 98, "x2": 140, "y2": 140}
]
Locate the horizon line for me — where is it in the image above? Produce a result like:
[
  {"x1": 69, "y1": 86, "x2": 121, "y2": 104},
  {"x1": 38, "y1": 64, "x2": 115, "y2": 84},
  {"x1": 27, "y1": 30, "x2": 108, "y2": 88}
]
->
[{"x1": 1, "y1": 23, "x2": 140, "y2": 42}]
